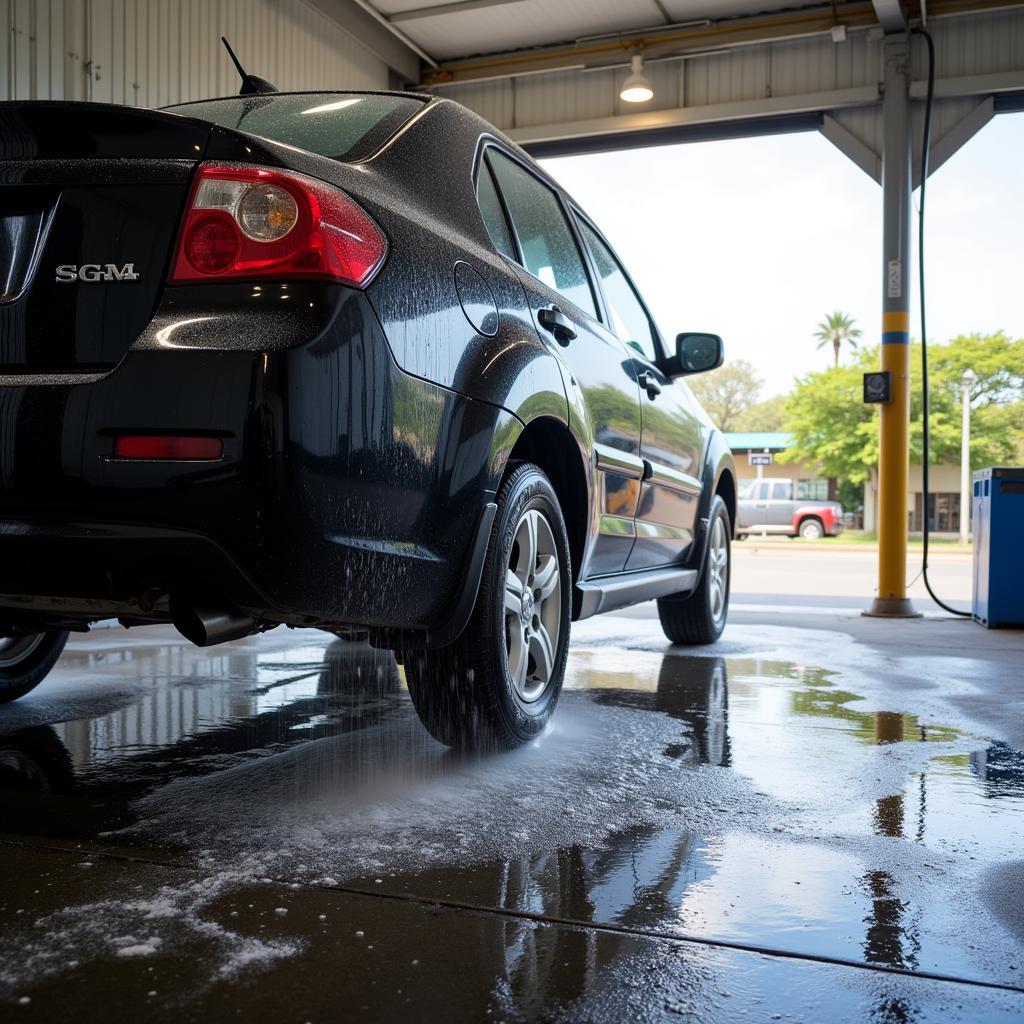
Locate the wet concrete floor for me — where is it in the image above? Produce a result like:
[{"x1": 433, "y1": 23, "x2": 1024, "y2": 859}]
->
[{"x1": 1, "y1": 604, "x2": 1023, "y2": 1021}]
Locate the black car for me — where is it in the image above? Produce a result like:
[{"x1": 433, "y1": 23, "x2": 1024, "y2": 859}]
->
[{"x1": 0, "y1": 90, "x2": 736, "y2": 748}]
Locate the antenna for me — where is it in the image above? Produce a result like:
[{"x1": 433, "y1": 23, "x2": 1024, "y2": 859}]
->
[{"x1": 221, "y1": 37, "x2": 279, "y2": 96}]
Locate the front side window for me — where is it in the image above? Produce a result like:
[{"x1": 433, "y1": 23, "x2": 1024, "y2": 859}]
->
[
  {"x1": 486, "y1": 150, "x2": 597, "y2": 319},
  {"x1": 577, "y1": 218, "x2": 657, "y2": 362}
]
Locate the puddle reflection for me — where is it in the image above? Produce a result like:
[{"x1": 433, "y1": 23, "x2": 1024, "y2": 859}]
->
[{"x1": 0, "y1": 628, "x2": 1021, "y2": 1000}]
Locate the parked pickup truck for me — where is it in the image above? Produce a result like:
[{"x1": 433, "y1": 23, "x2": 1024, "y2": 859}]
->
[{"x1": 736, "y1": 479, "x2": 843, "y2": 539}]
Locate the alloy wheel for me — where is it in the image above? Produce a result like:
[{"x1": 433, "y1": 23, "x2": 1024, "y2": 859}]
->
[
  {"x1": 0, "y1": 635, "x2": 45, "y2": 669},
  {"x1": 504, "y1": 509, "x2": 562, "y2": 703},
  {"x1": 708, "y1": 516, "x2": 729, "y2": 624}
]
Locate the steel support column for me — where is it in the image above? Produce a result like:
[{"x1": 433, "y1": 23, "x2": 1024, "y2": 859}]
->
[{"x1": 866, "y1": 36, "x2": 922, "y2": 618}]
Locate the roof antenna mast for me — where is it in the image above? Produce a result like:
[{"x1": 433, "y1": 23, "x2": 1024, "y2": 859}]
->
[{"x1": 221, "y1": 37, "x2": 278, "y2": 95}]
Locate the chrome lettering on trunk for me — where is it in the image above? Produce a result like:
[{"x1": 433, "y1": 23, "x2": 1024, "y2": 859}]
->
[{"x1": 55, "y1": 264, "x2": 141, "y2": 283}]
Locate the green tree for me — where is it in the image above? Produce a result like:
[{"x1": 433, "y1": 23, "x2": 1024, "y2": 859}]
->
[
  {"x1": 732, "y1": 394, "x2": 787, "y2": 432},
  {"x1": 687, "y1": 359, "x2": 762, "y2": 432},
  {"x1": 815, "y1": 311, "x2": 862, "y2": 368},
  {"x1": 782, "y1": 333, "x2": 1024, "y2": 486}
]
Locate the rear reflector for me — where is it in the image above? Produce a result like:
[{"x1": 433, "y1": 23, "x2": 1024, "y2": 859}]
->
[
  {"x1": 113, "y1": 436, "x2": 223, "y2": 461},
  {"x1": 168, "y1": 163, "x2": 387, "y2": 287}
]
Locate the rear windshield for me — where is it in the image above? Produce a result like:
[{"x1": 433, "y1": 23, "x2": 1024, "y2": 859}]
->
[{"x1": 164, "y1": 93, "x2": 425, "y2": 161}]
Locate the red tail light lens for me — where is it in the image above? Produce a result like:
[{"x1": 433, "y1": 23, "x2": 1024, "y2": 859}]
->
[
  {"x1": 113, "y1": 435, "x2": 223, "y2": 461},
  {"x1": 168, "y1": 163, "x2": 387, "y2": 287}
]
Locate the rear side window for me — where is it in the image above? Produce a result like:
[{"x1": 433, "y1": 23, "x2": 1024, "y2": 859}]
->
[
  {"x1": 772, "y1": 481, "x2": 793, "y2": 500},
  {"x1": 164, "y1": 93, "x2": 425, "y2": 161},
  {"x1": 486, "y1": 150, "x2": 597, "y2": 319},
  {"x1": 577, "y1": 219, "x2": 657, "y2": 362},
  {"x1": 475, "y1": 160, "x2": 516, "y2": 259}
]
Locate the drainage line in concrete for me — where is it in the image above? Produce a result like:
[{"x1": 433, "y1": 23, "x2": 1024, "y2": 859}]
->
[{"x1": 321, "y1": 881, "x2": 1024, "y2": 996}]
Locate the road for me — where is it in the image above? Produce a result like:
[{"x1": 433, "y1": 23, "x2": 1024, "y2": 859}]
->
[{"x1": 731, "y1": 541, "x2": 972, "y2": 607}]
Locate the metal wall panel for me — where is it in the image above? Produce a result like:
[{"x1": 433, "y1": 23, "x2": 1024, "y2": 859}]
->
[{"x1": 1, "y1": 0, "x2": 390, "y2": 105}]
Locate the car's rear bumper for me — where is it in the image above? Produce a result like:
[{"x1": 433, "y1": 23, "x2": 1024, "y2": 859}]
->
[{"x1": 0, "y1": 285, "x2": 517, "y2": 637}]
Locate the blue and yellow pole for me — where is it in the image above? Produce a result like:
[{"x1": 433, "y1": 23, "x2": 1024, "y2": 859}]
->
[{"x1": 866, "y1": 36, "x2": 921, "y2": 618}]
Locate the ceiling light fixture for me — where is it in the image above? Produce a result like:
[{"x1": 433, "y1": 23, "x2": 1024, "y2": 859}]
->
[{"x1": 620, "y1": 54, "x2": 654, "y2": 103}]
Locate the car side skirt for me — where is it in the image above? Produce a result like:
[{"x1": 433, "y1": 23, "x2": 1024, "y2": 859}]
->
[{"x1": 575, "y1": 565, "x2": 699, "y2": 619}]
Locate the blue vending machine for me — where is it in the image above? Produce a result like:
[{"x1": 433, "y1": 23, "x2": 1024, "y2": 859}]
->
[{"x1": 972, "y1": 467, "x2": 1024, "y2": 628}]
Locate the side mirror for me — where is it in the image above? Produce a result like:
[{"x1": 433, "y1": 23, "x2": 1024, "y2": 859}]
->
[{"x1": 666, "y1": 332, "x2": 724, "y2": 377}]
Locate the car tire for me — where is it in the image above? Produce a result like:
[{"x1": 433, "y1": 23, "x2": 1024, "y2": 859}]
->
[
  {"x1": 403, "y1": 464, "x2": 571, "y2": 750},
  {"x1": 0, "y1": 726, "x2": 75, "y2": 793},
  {"x1": 657, "y1": 495, "x2": 731, "y2": 646},
  {"x1": 798, "y1": 517, "x2": 824, "y2": 540},
  {"x1": 0, "y1": 632, "x2": 70, "y2": 705}
]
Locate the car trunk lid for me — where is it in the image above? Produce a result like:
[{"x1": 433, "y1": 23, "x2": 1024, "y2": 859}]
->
[{"x1": 0, "y1": 102, "x2": 210, "y2": 373}]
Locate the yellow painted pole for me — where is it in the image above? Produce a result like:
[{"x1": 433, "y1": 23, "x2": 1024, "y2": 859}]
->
[
  {"x1": 877, "y1": 312, "x2": 911, "y2": 602},
  {"x1": 865, "y1": 38, "x2": 921, "y2": 618}
]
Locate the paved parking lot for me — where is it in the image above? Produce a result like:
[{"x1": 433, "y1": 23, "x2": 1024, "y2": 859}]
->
[{"x1": 1, "y1": 550, "x2": 1021, "y2": 1022}]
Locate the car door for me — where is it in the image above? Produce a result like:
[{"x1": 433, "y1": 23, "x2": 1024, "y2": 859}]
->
[
  {"x1": 766, "y1": 479, "x2": 795, "y2": 527},
  {"x1": 573, "y1": 215, "x2": 704, "y2": 572},
  {"x1": 744, "y1": 479, "x2": 771, "y2": 528},
  {"x1": 483, "y1": 147, "x2": 643, "y2": 577}
]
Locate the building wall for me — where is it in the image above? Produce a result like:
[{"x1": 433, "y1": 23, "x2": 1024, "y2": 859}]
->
[
  {"x1": 732, "y1": 455, "x2": 822, "y2": 485},
  {"x1": 863, "y1": 463, "x2": 966, "y2": 535},
  {"x1": 1, "y1": 0, "x2": 390, "y2": 107}
]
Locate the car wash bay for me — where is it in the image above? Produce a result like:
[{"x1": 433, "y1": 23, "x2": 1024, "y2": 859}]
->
[{"x1": 3, "y1": 0, "x2": 1024, "y2": 1020}]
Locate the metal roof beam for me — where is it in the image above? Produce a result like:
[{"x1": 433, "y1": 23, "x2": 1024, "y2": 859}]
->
[
  {"x1": 913, "y1": 95, "x2": 994, "y2": 185},
  {"x1": 304, "y1": 0, "x2": 425, "y2": 79},
  {"x1": 508, "y1": 85, "x2": 881, "y2": 148},
  {"x1": 389, "y1": 0, "x2": 530, "y2": 23},
  {"x1": 821, "y1": 114, "x2": 882, "y2": 182},
  {"x1": 872, "y1": 0, "x2": 908, "y2": 31}
]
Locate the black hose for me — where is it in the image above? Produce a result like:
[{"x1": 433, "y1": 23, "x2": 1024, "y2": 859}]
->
[{"x1": 912, "y1": 26, "x2": 971, "y2": 616}]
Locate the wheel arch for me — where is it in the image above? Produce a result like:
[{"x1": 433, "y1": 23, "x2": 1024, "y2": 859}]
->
[
  {"x1": 714, "y1": 465, "x2": 737, "y2": 536},
  {"x1": 501, "y1": 416, "x2": 589, "y2": 585},
  {"x1": 794, "y1": 511, "x2": 826, "y2": 535}
]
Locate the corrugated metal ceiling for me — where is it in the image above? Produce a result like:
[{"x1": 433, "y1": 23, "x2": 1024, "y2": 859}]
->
[{"x1": 370, "y1": 0, "x2": 839, "y2": 61}]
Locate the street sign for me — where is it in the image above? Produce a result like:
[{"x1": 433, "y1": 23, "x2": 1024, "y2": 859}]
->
[{"x1": 749, "y1": 452, "x2": 773, "y2": 466}]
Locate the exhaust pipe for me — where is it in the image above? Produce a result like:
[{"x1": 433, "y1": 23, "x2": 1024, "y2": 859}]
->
[{"x1": 170, "y1": 594, "x2": 255, "y2": 647}]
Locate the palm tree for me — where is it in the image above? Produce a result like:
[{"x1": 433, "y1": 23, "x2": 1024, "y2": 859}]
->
[{"x1": 815, "y1": 311, "x2": 862, "y2": 368}]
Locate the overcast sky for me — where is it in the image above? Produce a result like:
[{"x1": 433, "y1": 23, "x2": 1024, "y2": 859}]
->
[{"x1": 541, "y1": 110, "x2": 1023, "y2": 398}]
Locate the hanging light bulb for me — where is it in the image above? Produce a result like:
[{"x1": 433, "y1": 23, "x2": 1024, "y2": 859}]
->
[{"x1": 620, "y1": 53, "x2": 654, "y2": 103}]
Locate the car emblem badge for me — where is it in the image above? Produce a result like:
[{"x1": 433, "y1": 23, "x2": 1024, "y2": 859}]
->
[{"x1": 55, "y1": 263, "x2": 141, "y2": 283}]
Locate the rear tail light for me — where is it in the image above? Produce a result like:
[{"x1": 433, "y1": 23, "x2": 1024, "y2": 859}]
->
[
  {"x1": 112, "y1": 435, "x2": 223, "y2": 461},
  {"x1": 168, "y1": 163, "x2": 387, "y2": 286}
]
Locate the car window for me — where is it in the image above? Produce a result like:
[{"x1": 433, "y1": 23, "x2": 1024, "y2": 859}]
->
[
  {"x1": 772, "y1": 481, "x2": 792, "y2": 501},
  {"x1": 755, "y1": 481, "x2": 770, "y2": 500},
  {"x1": 164, "y1": 93, "x2": 425, "y2": 162},
  {"x1": 475, "y1": 160, "x2": 516, "y2": 260},
  {"x1": 577, "y1": 218, "x2": 657, "y2": 362},
  {"x1": 486, "y1": 150, "x2": 597, "y2": 319},
  {"x1": 740, "y1": 480, "x2": 757, "y2": 499}
]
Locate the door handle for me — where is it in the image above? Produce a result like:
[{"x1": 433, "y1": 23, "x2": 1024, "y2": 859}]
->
[
  {"x1": 538, "y1": 305, "x2": 577, "y2": 344},
  {"x1": 637, "y1": 369, "x2": 662, "y2": 399}
]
